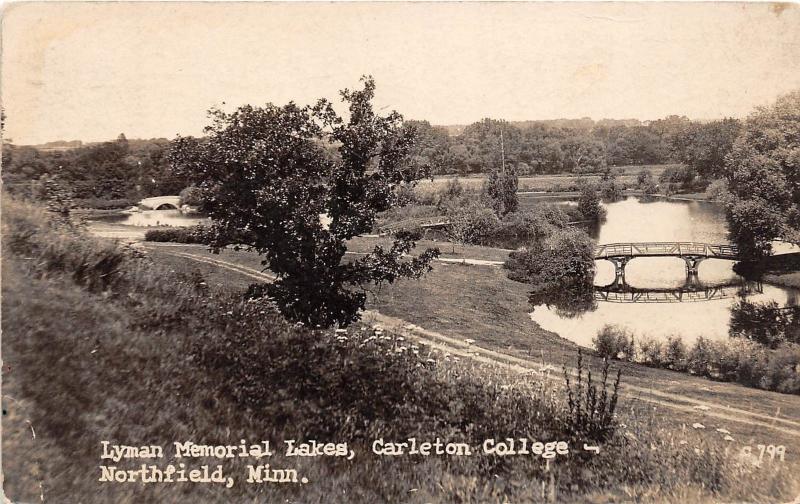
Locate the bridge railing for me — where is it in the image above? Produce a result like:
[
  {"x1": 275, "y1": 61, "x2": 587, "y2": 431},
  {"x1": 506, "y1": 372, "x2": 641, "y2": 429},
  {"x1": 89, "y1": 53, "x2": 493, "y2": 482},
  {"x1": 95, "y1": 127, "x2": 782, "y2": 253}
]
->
[{"x1": 594, "y1": 242, "x2": 739, "y2": 259}]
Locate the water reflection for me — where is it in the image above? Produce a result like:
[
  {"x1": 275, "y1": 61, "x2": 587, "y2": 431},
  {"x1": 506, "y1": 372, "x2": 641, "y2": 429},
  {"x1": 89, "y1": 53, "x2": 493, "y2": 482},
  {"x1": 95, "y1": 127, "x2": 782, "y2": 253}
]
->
[
  {"x1": 594, "y1": 275, "x2": 762, "y2": 304},
  {"x1": 529, "y1": 196, "x2": 800, "y2": 347},
  {"x1": 92, "y1": 209, "x2": 209, "y2": 227}
]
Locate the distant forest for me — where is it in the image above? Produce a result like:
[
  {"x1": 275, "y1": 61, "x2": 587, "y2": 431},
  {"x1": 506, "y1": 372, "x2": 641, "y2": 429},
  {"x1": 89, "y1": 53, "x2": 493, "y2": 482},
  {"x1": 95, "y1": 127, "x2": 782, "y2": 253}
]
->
[
  {"x1": 2, "y1": 115, "x2": 740, "y2": 200},
  {"x1": 405, "y1": 116, "x2": 740, "y2": 176}
]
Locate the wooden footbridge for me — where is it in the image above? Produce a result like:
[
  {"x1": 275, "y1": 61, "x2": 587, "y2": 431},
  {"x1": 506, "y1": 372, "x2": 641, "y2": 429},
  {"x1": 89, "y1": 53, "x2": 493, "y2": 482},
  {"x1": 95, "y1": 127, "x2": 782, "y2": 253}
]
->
[{"x1": 594, "y1": 242, "x2": 740, "y2": 274}]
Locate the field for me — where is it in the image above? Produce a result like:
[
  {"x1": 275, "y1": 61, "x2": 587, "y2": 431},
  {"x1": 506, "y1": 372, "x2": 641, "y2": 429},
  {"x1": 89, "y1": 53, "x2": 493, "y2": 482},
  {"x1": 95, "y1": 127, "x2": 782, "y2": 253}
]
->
[{"x1": 417, "y1": 164, "x2": 679, "y2": 195}]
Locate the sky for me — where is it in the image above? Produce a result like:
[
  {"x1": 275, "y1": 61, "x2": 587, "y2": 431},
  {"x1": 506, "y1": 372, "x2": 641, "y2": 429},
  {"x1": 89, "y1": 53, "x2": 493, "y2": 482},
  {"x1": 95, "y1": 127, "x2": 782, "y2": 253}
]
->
[{"x1": 2, "y1": 2, "x2": 799, "y2": 145}]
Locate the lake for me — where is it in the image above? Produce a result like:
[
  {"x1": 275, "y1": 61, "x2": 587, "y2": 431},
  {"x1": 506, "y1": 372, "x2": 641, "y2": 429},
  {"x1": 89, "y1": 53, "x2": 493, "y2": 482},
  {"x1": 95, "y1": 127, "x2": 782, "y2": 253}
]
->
[{"x1": 530, "y1": 196, "x2": 800, "y2": 347}]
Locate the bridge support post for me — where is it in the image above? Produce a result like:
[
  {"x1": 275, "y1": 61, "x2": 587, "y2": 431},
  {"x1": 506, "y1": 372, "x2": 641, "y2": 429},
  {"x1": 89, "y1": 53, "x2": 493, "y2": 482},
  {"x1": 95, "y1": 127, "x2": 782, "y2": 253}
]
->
[
  {"x1": 683, "y1": 256, "x2": 705, "y2": 275},
  {"x1": 608, "y1": 257, "x2": 631, "y2": 280}
]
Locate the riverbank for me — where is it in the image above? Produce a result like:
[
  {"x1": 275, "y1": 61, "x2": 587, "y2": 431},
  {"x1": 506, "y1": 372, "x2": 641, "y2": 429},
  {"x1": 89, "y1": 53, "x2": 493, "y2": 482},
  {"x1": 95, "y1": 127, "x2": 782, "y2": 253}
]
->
[{"x1": 7, "y1": 198, "x2": 799, "y2": 502}]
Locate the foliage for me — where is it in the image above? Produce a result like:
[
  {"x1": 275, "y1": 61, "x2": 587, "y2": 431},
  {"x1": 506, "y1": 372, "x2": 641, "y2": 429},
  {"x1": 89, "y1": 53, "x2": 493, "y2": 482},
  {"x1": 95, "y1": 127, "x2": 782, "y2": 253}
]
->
[
  {"x1": 492, "y1": 205, "x2": 569, "y2": 249},
  {"x1": 144, "y1": 226, "x2": 211, "y2": 244},
  {"x1": 724, "y1": 91, "x2": 800, "y2": 259},
  {"x1": 169, "y1": 77, "x2": 439, "y2": 327},
  {"x1": 576, "y1": 180, "x2": 606, "y2": 221},
  {"x1": 598, "y1": 172, "x2": 625, "y2": 201},
  {"x1": 593, "y1": 324, "x2": 635, "y2": 360},
  {"x1": 178, "y1": 185, "x2": 204, "y2": 207},
  {"x1": 446, "y1": 201, "x2": 500, "y2": 246},
  {"x1": 482, "y1": 166, "x2": 519, "y2": 216},
  {"x1": 704, "y1": 179, "x2": 729, "y2": 202},
  {"x1": 562, "y1": 350, "x2": 621, "y2": 441},
  {"x1": 632, "y1": 332, "x2": 800, "y2": 394},
  {"x1": 671, "y1": 118, "x2": 741, "y2": 179},
  {"x1": 504, "y1": 227, "x2": 595, "y2": 286},
  {"x1": 2, "y1": 136, "x2": 187, "y2": 199},
  {"x1": 636, "y1": 169, "x2": 658, "y2": 195},
  {"x1": 729, "y1": 300, "x2": 800, "y2": 348},
  {"x1": 663, "y1": 336, "x2": 689, "y2": 371}
]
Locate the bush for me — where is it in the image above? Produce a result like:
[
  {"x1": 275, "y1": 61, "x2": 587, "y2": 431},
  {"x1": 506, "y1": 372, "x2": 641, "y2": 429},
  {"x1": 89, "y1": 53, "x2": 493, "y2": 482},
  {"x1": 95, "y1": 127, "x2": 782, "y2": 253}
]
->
[
  {"x1": 593, "y1": 324, "x2": 635, "y2": 360},
  {"x1": 638, "y1": 337, "x2": 664, "y2": 366},
  {"x1": 144, "y1": 226, "x2": 211, "y2": 244},
  {"x1": 761, "y1": 345, "x2": 800, "y2": 394},
  {"x1": 492, "y1": 205, "x2": 569, "y2": 249},
  {"x1": 632, "y1": 330, "x2": 800, "y2": 395},
  {"x1": 598, "y1": 177, "x2": 625, "y2": 201},
  {"x1": 705, "y1": 179, "x2": 729, "y2": 202},
  {"x1": 687, "y1": 336, "x2": 714, "y2": 377},
  {"x1": 446, "y1": 202, "x2": 500, "y2": 246},
  {"x1": 482, "y1": 168, "x2": 519, "y2": 216},
  {"x1": 178, "y1": 185, "x2": 204, "y2": 207},
  {"x1": 663, "y1": 336, "x2": 688, "y2": 371},
  {"x1": 504, "y1": 227, "x2": 595, "y2": 285},
  {"x1": 576, "y1": 181, "x2": 606, "y2": 221},
  {"x1": 636, "y1": 169, "x2": 658, "y2": 195}
]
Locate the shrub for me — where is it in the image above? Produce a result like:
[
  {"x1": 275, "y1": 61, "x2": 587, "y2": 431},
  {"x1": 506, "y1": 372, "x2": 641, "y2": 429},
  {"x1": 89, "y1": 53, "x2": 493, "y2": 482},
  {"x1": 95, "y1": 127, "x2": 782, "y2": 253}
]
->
[
  {"x1": 446, "y1": 202, "x2": 500, "y2": 246},
  {"x1": 598, "y1": 177, "x2": 625, "y2": 201},
  {"x1": 492, "y1": 205, "x2": 569, "y2": 249},
  {"x1": 762, "y1": 345, "x2": 800, "y2": 394},
  {"x1": 705, "y1": 179, "x2": 729, "y2": 202},
  {"x1": 663, "y1": 336, "x2": 688, "y2": 371},
  {"x1": 593, "y1": 324, "x2": 635, "y2": 361},
  {"x1": 563, "y1": 349, "x2": 621, "y2": 441},
  {"x1": 636, "y1": 169, "x2": 658, "y2": 195},
  {"x1": 687, "y1": 336, "x2": 714, "y2": 377},
  {"x1": 504, "y1": 227, "x2": 595, "y2": 285},
  {"x1": 576, "y1": 181, "x2": 606, "y2": 221},
  {"x1": 144, "y1": 226, "x2": 210, "y2": 244},
  {"x1": 178, "y1": 185, "x2": 204, "y2": 207},
  {"x1": 638, "y1": 337, "x2": 664, "y2": 366}
]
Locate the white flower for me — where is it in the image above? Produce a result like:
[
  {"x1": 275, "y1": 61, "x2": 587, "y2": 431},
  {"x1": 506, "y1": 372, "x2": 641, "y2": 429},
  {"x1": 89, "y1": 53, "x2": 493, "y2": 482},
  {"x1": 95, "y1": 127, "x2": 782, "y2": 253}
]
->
[{"x1": 692, "y1": 423, "x2": 705, "y2": 429}]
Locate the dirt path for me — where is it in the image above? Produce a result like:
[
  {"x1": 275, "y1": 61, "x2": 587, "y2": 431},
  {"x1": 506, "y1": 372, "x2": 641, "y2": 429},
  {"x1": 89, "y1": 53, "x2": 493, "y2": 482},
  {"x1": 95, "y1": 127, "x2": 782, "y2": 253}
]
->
[{"x1": 150, "y1": 246, "x2": 800, "y2": 440}]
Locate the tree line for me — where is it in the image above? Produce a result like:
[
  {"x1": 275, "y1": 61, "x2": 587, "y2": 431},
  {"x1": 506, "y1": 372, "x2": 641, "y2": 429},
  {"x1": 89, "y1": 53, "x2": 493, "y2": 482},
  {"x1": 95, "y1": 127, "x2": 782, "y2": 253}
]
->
[
  {"x1": 2, "y1": 134, "x2": 188, "y2": 203},
  {"x1": 405, "y1": 115, "x2": 741, "y2": 176}
]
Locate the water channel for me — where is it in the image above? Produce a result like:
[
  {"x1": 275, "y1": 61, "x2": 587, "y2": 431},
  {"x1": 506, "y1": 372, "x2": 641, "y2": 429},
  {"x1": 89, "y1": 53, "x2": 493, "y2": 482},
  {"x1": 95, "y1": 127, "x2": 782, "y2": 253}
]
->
[{"x1": 530, "y1": 196, "x2": 800, "y2": 347}]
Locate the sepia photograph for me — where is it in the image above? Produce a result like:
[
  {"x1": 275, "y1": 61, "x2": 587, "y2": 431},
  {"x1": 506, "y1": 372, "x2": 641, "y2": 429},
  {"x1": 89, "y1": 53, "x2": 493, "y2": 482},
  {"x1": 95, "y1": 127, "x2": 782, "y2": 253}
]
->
[{"x1": 2, "y1": 2, "x2": 800, "y2": 502}]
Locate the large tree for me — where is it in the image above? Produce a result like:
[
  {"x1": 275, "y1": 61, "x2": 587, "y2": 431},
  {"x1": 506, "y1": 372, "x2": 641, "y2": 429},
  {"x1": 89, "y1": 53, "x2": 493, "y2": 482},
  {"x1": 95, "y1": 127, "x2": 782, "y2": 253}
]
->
[
  {"x1": 725, "y1": 91, "x2": 800, "y2": 259},
  {"x1": 169, "y1": 77, "x2": 439, "y2": 327}
]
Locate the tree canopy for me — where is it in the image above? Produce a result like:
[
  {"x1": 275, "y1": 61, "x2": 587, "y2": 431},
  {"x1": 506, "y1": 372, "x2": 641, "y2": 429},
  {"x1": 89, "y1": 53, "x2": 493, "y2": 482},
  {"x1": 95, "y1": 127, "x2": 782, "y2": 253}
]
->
[
  {"x1": 169, "y1": 77, "x2": 439, "y2": 327},
  {"x1": 724, "y1": 91, "x2": 800, "y2": 258}
]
